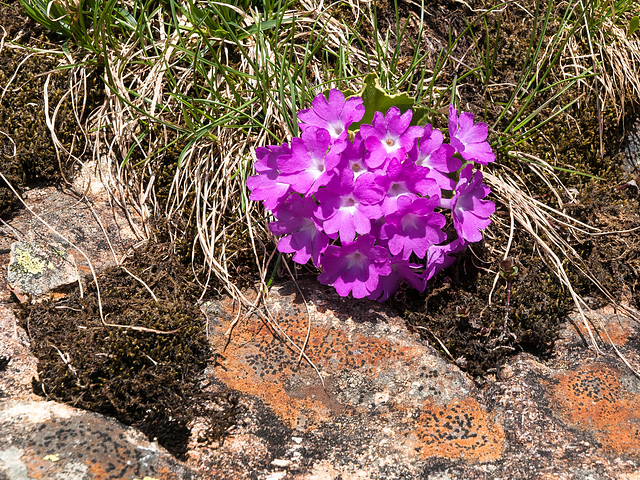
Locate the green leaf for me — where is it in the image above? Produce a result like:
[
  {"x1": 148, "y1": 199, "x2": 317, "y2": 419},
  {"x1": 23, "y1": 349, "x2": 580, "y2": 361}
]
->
[
  {"x1": 345, "y1": 73, "x2": 416, "y2": 132},
  {"x1": 628, "y1": 16, "x2": 639, "y2": 37},
  {"x1": 412, "y1": 107, "x2": 432, "y2": 127},
  {"x1": 243, "y1": 16, "x2": 295, "y2": 38}
]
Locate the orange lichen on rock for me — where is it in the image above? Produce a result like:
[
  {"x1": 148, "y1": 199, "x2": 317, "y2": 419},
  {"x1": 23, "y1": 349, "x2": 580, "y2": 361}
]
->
[
  {"x1": 414, "y1": 398, "x2": 505, "y2": 462},
  {"x1": 567, "y1": 314, "x2": 637, "y2": 347},
  {"x1": 209, "y1": 315, "x2": 336, "y2": 427},
  {"x1": 549, "y1": 362, "x2": 640, "y2": 458},
  {"x1": 209, "y1": 297, "x2": 431, "y2": 427},
  {"x1": 205, "y1": 286, "x2": 510, "y2": 465}
]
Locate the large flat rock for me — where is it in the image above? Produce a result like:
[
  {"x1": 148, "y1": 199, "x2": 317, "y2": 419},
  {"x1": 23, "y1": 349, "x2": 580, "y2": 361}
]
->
[
  {"x1": 1, "y1": 172, "x2": 640, "y2": 479},
  {"x1": 185, "y1": 280, "x2": 640, "y2": 479}
]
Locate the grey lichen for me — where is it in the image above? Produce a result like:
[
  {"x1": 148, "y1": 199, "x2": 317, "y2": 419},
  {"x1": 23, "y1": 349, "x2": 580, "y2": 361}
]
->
[{"x1": 7, "y1": 241, "x2": 78, "y2": 298}]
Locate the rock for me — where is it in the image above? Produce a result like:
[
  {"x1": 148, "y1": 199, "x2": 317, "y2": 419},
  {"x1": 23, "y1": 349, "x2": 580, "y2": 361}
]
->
[
  {"x1": 0, "y1": 301, "x2": 38, "y2": 401},
  {"x1": 7, "y1": 241, "x2": 79, "y2": 300},
  {"x1": 185, "y1": 280, "x2": 640, "y2": 479},
  {"x1": 0, "y1": 177, "x2": 198, "y2": 479},
  {"x1": 0, "y1": 400, "x2": 199, "y2": 480},
  {"x1": 2, "y1": 262, "x2": 640, "y2": 479},
  {"x1": 0, "y1": 166, "x2": 141, "y2": 287},
  {"x1": 621, "y1": 117, "x2": 640, "y2": 174}
]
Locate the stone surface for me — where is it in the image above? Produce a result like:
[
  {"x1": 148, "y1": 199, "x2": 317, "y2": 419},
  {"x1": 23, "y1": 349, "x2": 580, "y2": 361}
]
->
[
  {"x1": 0, "y1": 300, "x2": 37, "y2": 402},
  {"x1": 7, "y1": 241, "x2": 78, "y2": 299},
  {"x1": 185, "y1": 282, "x2": 640, "y2": 479},
  {"x1": 193, "y1": 283, "x2": 502, "y2": 477},
  {"x1": 622, "y1": 117, "x2": 640, "y2": 174},
  {"x1": 0, "y1": 400, "x2": 198, "y2": 480}
]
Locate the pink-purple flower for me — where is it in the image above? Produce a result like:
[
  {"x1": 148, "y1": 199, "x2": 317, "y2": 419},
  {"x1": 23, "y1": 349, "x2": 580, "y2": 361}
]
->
[
  {"x1": 360, "y1": 107, "x2": 424, "y2": 168},
  {"x1": 318, "y1": 235, "x2": 391, "y2": 298},
  {"x1": 269, "y1": 195, "x2": 329, "y2": 267},
  {"x1": 246, "y1": 144, "x2": 292, "y2": 210},
  {"x1": 409, "y1": 124, "x2": 461, "y2": 190},
  {"x1": 314, "y1": 171, "x2": 382, "y2": 243},
  {"x1": 249, "y1": 91, "x2": 496, "y2": 301},
  {"x1": 423, "y1": 239, "x2": 466, "y2": 283},
  {"x1": 335, "y1": 132, "x2": 369, "y2": 179},
  {"x1": 277, "y1": 127, "x2": 345, "y2": 196},
  {"x1": 298, "y1": 89, "x2": 365, "y2": 141},
  {"x1": 367, "y1": 254, "x2": 426, "y2": 302},
  {"x1": 448, "y1": 105, "x2": 496, "y2": 165},
  {"x1": 379, "y1": 196, "x2": 447, "y2": 260},
  {"x1": 440, "y1": 165, "x2": 496, "y2": 243},
  {"x1": 375, "y1": 158, "x2": 439, "y2": 215}
]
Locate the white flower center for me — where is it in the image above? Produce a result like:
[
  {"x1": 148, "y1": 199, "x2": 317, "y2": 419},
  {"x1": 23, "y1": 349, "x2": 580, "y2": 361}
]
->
[
  {"x1": 340, "y1": 195, "x2": 359, "y2": 215},
  {"x1": 389, "y1": 181, "x2": 409, "y2": 198},
  {"x1": 346, "y1": 251, "x2": 365, "y2": 269},
  {"x1": 383, "y1": 135, "x2": 400, "y2": 154},
  {"x1": 350, "y1": 160, "x2": 367, "y2": 178},
  {"x1": 310, "y1": 155, "x2": 325, "y2": 178},
  {"x1": 328, "y1": 121, "x2": 344, "y2": 139},
  {"x1": 416, "y1": 153, "x2": 432, "y2": 168},
  {"x1": 401, "y1": 213, "x2": 419, "y2": 229}
]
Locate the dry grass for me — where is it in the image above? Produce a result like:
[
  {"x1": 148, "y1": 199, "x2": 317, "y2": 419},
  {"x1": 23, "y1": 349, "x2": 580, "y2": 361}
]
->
[
  {"x1": 13, "y1": 0, "x2": 640, "y2": 371},
  {"x1": 82, "y1": 1, "x2": 386, "y2": 304},
  {"x1": 557, "y1": 1, "x2": 640, "y2": 156}
]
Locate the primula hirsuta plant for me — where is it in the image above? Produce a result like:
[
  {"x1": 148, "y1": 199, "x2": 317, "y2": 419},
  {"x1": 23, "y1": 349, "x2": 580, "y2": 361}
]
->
[{"x1": 247, "y1": 89, "x2": 496, "y2": 301}]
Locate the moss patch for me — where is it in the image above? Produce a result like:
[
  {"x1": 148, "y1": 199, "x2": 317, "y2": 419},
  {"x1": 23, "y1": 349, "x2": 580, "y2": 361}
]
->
[
  {"x1": 0, "y1": 1, "x2": 103, "y2": 216},
  {"x1": 566, "y1": 183, "x2": 640, "y2": 311},
  {"x1": 399, "y1": 237, "x2": 573, "y2": 379},
  {"x1": 19, "y1": 241, "x2": 239, "y2": 458}
]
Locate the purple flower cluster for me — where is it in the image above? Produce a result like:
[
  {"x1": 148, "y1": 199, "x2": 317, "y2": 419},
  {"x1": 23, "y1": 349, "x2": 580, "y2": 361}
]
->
[{"x1": 247, "y1": 90, "x2": 496, "y2": 301}]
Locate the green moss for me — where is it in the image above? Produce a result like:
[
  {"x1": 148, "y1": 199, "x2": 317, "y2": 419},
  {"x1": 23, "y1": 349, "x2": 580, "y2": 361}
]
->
[
  {"x1": 565, "y1": 183, "x2": 640, "y2": 310},
  {"x1": 19, "y1": 240, "x2": 239, "y2": 458},
  {"x1": 400, "y1": 233, "x2": 573, "y2": 379},
  {"x1": 0, "y1": 2, "x2": 103, "y2": 216}
]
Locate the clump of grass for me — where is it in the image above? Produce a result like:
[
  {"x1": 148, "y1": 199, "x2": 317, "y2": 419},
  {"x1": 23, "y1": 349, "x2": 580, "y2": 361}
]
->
[{"x1": 16, "y1": 0, "x2": 640, "y2": 372}]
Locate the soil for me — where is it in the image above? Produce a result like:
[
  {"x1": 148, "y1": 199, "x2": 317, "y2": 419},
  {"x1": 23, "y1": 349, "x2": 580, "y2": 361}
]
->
[{"x1": 2, "y1": 0, "x2": 640, "y2": 456}]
